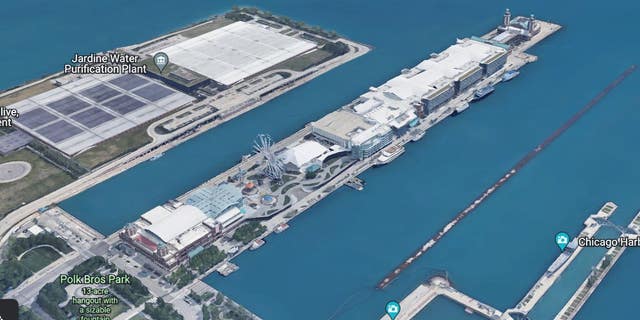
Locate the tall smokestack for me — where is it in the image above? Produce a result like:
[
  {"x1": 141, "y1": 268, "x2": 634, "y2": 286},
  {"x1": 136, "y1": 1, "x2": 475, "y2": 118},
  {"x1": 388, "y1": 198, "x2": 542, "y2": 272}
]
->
[{"x1": 503, "y1": 8, "x2": 511, "y2": 27}]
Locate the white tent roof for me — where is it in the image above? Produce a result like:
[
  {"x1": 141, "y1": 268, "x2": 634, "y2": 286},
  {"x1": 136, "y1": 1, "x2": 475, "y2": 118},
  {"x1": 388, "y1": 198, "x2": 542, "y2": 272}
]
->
[
  {"x1": 145, "y1": 205, "x2": 207, "y2": 243},
  {"x1": 281, "y1": 140, "x2": 329, "y2": 168}
]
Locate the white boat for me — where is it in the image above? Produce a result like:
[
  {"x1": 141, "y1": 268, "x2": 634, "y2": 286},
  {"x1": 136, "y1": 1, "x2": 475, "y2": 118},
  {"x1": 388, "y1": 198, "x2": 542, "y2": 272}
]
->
[
  {"x1": 217, "y1": 262, "x2": 239, "y2": 277},
  {"x1": 410, "y1": 130, "x2": 425, "y2": 142},
  {"x1": 249, "y1": 239, "x2": 265, "y2": 250},
  {"x1": 149, "y1": 153, "x2": 164, "y2": 161},
  {"x1": 345, "y1": 177, "x2": 365, "y2": 191},
  {"x1": 375, "y1": 145, "x2": 405, "y2": 166},
  {"x1": 274, "y1": 223, "x2": 289, "y2": 234},
  {"x1": 502, "y1": 70, "x2": 520, "y2": 82},
  {"x1": 453, "y1": 102, "x2": 470, "y2": 115}
]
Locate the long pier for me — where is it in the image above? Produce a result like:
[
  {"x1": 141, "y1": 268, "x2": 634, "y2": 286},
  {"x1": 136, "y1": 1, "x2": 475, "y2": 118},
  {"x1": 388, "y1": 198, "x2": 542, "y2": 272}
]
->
[
  {"x1": 554, "y1": 210, "x2": 640, "y2": 320},
  {"x1": 376, "y1": 65, "x2": 637, "y2": 289},
  {"x1": 381, "y1": 276, "x2": 502, "y2": 320},
  {"x1": 505, "y1": 202, "x2": 617, "y2": 316},
  {"x1": 386, "y1": 203, "x2": 635, "y2": 320}
]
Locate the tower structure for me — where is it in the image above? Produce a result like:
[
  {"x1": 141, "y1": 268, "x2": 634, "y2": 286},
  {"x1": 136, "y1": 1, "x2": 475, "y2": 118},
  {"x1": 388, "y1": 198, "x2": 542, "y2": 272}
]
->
[
  {"x1": 503, "y1": 8, "x2": 511, "y2": 27},
  {"x1": 253, "y1": 134, "x2": 284, "y2": 181},
  {"x1": 528, "y1": 14, "x2": 535, "y2": 33}
]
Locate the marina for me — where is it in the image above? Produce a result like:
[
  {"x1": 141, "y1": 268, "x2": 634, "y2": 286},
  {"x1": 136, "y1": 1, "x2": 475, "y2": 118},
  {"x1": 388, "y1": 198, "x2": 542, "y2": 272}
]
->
[
  {"x1": 17, "y1": 1, "x2": 636, "y2": 318},
  {"x1": 0, "y1": 1, "x2": 638, "y2": 320},
  {"x1": 115, "y1": 10, "x2": 562, "y2": 280},
  {"x1": 554, "y1": 210, "x2": 640, "y2": 320},
  {"x1": 375, "y1": 64, "x2": 636, "y2": 290},
  {"x1": 387, "y1": 202, "x2": 638, "y2": 320}
]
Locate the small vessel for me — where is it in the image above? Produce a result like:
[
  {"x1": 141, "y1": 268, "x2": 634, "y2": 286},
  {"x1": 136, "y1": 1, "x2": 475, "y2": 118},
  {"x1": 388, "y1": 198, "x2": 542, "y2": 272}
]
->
[
  {"x1": 452, "y1": 102, "x2": 470, "y2": 116},
  {"x1": 227, "y1": 246, "x2": 240, "y2": 255},
  {"x1": 249, "y1": 239, "x2": 265, "y2": 250},
  {"x1": 375, "y1": 145, "x2": 405, "y2": 166},
  {"x1": 502, "y1": 70, "x2": 520, "y2": 82},
  {"x1": 472, "y1": 85, "x2": 495, "y2": 101},
  {"x1": 217, "y1": 262, "x2": 239, "y2": 277},
  {"x1": 274, "y1": 223, "x2": 289, "y2": 234},
  {"x1": 149, "y1": 153, "x2": 164, "y2": 161},
  {"x1": 345, "y1": 177, "x2": 365, "y2": 191},
  {"x1": 410, "y1": 129, "x2": 425, "y2": 142}
]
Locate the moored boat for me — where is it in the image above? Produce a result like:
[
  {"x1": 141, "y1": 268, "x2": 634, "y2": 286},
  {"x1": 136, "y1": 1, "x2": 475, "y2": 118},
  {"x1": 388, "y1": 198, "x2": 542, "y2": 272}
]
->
[
  {"x1": 502, "y1": 69, "x2": 520, "y2": 82},
  {"x1": 472, "y1": 85, "x2": 495, "y2": 101},
  {"x1": 375, "y1": 145, "x2": 405, "y2": 166}
]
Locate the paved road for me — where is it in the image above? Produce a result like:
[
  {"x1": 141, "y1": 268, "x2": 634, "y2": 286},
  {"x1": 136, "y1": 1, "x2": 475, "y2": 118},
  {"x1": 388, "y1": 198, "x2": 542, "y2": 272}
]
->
[
  {"x1": 5, "y1": 238, "x2": 111, "y2": 305},
  {"x1": 0, "y1": 36, "x2": 369, "y2": 251}
]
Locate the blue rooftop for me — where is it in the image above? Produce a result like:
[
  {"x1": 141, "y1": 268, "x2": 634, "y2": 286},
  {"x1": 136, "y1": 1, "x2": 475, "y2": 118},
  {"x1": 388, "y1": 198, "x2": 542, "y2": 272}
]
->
[{"x1": 186, "y1": 183, "x2": 243, "y2": 218}]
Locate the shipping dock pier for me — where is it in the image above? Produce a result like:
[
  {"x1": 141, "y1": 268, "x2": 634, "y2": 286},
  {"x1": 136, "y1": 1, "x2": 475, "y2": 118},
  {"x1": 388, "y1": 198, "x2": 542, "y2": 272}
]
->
[
  {"x1": 380, "y1": 276, "x2": 503, "y2": 320},
  {"x1": 384, "y1": 202, "x2": 637, "y2": 320},
  {"x1": 504, "y1": 203, "x2": 618, "y2": 316},
  {"x1": 376, "y1": 65, "x2": 637, "y2": 290},
  {"x1": 554, "y1": 209, "x2": 640, "y2": 320}
]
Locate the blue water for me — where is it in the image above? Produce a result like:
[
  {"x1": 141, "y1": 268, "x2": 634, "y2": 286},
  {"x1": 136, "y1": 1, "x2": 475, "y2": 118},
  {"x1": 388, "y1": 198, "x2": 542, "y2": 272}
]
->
[{"x1": 3, "y1": 0, "x2": 640, "y2": 319}]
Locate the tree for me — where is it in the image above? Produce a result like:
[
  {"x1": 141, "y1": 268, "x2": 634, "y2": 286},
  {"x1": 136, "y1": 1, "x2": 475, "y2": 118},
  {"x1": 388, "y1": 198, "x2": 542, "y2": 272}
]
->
[{"x1": 232, "y1": 222, "x2": 266, "y2": 244}]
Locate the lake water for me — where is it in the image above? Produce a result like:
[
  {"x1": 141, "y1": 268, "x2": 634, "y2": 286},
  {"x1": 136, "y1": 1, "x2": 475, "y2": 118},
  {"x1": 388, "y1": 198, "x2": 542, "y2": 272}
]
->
[{"x1": 3, "y1": 0, "x2": 639, "y2": 319}]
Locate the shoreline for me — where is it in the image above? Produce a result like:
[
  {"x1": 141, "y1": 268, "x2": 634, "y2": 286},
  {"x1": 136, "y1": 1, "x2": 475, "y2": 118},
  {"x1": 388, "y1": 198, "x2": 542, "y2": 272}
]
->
[
  {"x1": 108, "y1": 17, "x2": 562, "y2": 284},
  {"x1": 383, "y1": 202, "x2": 630, "y2": 320},
  {"x1": 0, "y1": 9, "x2": 371, "y2": 245}
]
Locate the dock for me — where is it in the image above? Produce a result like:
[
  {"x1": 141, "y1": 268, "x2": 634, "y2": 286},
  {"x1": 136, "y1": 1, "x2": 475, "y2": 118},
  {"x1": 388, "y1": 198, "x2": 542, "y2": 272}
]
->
[
  {"x1": 345, "y1": 176, "x2": 365, "y2": 191},
  {"x1": 505, "y1": 203, "x2": 617, "y2": 316},
  {"x1": 388, "y1": 202, "x2": 636, "y2": 320},
  {"x1": 554, "y1": 209, "x2": 640, "y2": 320},
  {"x1": 217, "y1": 262, "x2": 239, "y2": 276},
  {"x1": 380, "y1": 276, "x2": 502, "y2": 320},
  {"x1": 375, "y1": 62, "x2": 637, "y2": 289}
]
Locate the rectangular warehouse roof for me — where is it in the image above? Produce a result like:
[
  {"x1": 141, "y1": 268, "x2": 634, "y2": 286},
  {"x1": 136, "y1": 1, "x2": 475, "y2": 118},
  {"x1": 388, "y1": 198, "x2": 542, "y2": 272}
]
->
[
  {"x1": 311, "y1": 38, "x2": 506, "y2": 151},
  {"x1": 311, "y1": 110, "x2": 374, "y2": 142},
  {"x1": 0, "y1": 130, "x2": 32, "y2": 155},
  {"x1": 157, "y1": 21, "x2": 316, "y2": 86},
  {"x1": 9, "y1": 74, "x2": 193, "y2": 155},
  {"x1": 357, "y1": 38, "x2": 506, "y2": 108}
]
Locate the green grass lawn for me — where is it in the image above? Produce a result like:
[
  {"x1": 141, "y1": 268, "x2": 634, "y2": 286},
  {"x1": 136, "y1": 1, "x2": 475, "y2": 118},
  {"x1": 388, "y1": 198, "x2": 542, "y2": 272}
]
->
[
  {"x1": 130, "y1": 314, "x2": 149, "y2": 320},
  {"x1": 267, "y1": 49, "x2": 334, "y2": 72},
  {"x1": 0, "y1": 81, "x2": 56, "y2": 106},
  {"x1": 0, "y1": 149, "x2": 74, "y2": 218},
  {"x1": 108, "y1": 301, "x2": 130, "y2": 318},
  {"x1": 138, "y1": 59, "x2": 207, "y2": 88},
  {"x1": 180, "y1": 17, "x2": 234, "y2": 38},
  {"x1": 73, "y1": 124, "x2": 153, "y2": 169},
  {"x1": 20, "y1": 247, "x2": 62, "y2": 272}
]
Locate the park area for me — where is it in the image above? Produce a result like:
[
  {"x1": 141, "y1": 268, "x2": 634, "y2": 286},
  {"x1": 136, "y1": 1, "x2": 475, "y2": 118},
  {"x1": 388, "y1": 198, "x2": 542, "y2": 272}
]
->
[{"x1": 0, "y1": 149, "x2": 74, "y2": 218}]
